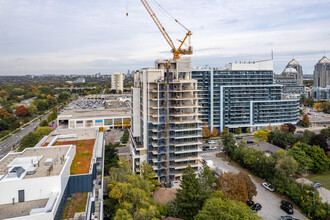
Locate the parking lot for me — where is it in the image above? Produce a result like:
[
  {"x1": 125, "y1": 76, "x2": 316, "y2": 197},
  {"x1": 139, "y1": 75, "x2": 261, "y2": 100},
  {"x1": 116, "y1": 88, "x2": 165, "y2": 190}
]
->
[{"x1": 201, "y1": 152, "x2": 307, "y2": 220}]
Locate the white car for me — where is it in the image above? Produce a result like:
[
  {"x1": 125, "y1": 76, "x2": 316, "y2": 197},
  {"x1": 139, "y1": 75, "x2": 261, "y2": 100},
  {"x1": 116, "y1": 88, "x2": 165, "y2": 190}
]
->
[
  {"x1": 262, "y1": 182, "x2": 275, "y2": 192},
  {"x1": 209, "y1": 146, "x2": 217, "y2": 150},
  {"x1": 208, "y1": 140, "x2": 217, "y2": 144}
]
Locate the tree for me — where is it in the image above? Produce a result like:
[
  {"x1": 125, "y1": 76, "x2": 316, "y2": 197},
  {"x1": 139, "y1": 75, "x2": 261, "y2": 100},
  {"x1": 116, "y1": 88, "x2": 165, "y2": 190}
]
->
[
  {"x1": 198, "y1": 166, "x2": 217, "y2": 201},
  {"x1": 268, "y1": 123, "x2": 273, "y2": 131},
  {"x1": 58, "y1": 91, "x2": 71, "y2": 102},
  {"x1": 314, "y1": 102, "x2": 323, "y2": 111},
  {"x1": 301, "y1": 114, "x2": 310, "y2": 127},
  {"x1": 40, "y1": 120, "x2": 49, "y2": 127},
  {"x1": 140, "y1": 161, "x2": 159, "y2": 191},
  {"x1": 236, "y1": 127, "x2": 242, "y2": 134},
  {"x1": 106, "y1": 158, "x2": 160, "y2": 220},
  {"x1": 0, "y1": 109, "x2": 12, "y2": 119},
  {"x1": 0, "y1": 120, "x2": 9, "y2": 131},
  {"x1": 120, "y1": 130, "x2": 129, "y2": 143},
  {"x1": 176, "y1": 166, "x2": 203, "y2": 220},
  {"x1": 268, "y1": 128, "x2": 297, "y2": 149},
  {"x1": 299, "y1": 94, "x2": 307, "y2": 105},
  {"x1": 280, "y1": 123, "x2": 296, "y2": 134},
  {"x1": 27, "y1": 104, "x2": 37, "y2": 116},
  {"x1": 104, "y1": 143, "x2": 119, "y2": 175},
  {"x1": 15, "y1": 105, "x2": 28, "y2": 117},
  {"x1": 211, "y1": 127, "x2": 220, "y2": 137},
  {"x1": 20, "y1": 132, "x2": 40, "y2": 151},
  {"x1": 310, "y1": 134, "x2": 329, "y2": 152},
  {"x1": 304, "y1": 98, "x2": 315, "y2": 107},
  {"x1": 221, "y1": 133, "x2": 236, "y2": 157},
  {"x1": 11, "y1": 121, "x2": 21, "y2": 130},
  {"x1": 239, "y1": 172, "x2": 257, "y2": 201},
  {"x1": 254, "y1": 129, "x2": 270, "y2": 142},
  {"x1": 294, "y1": 142, "x2": 330, "y2": 173},
  {"x1": 222, "y1": 127, "x2": 229, "y2": 135},
  {"x1": 34, "y1": 127, "x2": 53, "y2": 138},
  {"x1": 320, "y1": 127, "x2": 330, "y2": 139},
  {"x1": 194, "y1": 192, "x2": 261, "y2": 220},
  {"x1": 246, "y1": 127, "x2": 251, "y2": 133},
  {"x1": 216, "y1": 172, "x2": 248, "y2": 202},
  {"x1": 123, "y1": 119, "x2": 131, "y2": 128},
  {"x1": 275, "y1": 156, "x2": 298, "y2": 180},
  {"x1": 288, "y1": 145, "x2": 313, "y2": 173},
  {"x1": 298, "y1": 130, "x2": 315, "y2": 144},
  {"x1": 202, "y1": 123, "x2": 211, "y2": 138}
]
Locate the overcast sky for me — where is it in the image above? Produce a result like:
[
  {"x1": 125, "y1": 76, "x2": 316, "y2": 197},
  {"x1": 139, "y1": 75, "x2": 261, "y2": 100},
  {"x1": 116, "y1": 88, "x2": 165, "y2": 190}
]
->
[{"x1": 0, "y1": 0, "x2": 330, "y2": 75}]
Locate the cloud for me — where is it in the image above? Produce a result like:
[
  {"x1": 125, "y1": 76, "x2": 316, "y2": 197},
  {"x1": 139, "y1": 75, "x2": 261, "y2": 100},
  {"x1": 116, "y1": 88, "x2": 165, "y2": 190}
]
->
[{"x1": 0, "y1": 0, "x2": 329, "y2": 74}]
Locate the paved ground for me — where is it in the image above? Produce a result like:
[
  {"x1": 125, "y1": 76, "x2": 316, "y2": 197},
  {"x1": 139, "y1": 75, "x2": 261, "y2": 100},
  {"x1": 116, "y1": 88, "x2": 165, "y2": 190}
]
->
[
  {"x1": 297, "y1": 178, "x2": 330, "y2": 204},
  {"x1": 104, "y1": 129, "x2": 124, "y2": 145},
  {"x1": 202, "y1": 151, "x2": 307, "y2": 220}
]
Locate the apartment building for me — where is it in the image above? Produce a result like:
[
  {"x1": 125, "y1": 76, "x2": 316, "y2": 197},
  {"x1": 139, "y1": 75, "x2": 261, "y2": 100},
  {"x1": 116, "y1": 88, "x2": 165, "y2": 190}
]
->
[
  {"x1": 313, "y1": 56, "x2": 330, "y2": 88},
  {"x1": 192, "y1": 60, "x2": 299, "y2": 132},
  {"x1": 130, "y1": 58, "x2": 202, "y2": 185},
  {"x1": 111, "y1": 72, "x2": 124, "y2": 92}
]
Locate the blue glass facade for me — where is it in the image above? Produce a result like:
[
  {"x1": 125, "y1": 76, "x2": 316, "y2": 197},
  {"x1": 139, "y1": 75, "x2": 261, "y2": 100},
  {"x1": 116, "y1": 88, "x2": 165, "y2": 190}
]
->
[{"x1": 192, "y1": 69, "x2": 299, "y2": 131}]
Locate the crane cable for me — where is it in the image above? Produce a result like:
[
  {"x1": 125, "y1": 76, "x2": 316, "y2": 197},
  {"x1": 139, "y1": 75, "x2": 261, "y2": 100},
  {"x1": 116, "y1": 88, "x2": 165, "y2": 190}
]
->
[
  {"x1": 126, "y1": 0, "x2": 129, "y2": 16},
  {"x1": 150, "y1": 0, "x2": 190, "y2": 33}
]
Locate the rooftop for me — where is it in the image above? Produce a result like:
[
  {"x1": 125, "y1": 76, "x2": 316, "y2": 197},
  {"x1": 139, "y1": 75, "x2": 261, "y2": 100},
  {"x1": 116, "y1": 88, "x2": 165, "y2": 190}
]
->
[
  {"x1": 58, "y1": 109, "x2": 131, "y2": 120},
  {"x1": 0, "y1": 199, "x2": 48, "y2": 219},
  {"x1": 0, "y1": 146, "x2": 71, "y2": 181}
]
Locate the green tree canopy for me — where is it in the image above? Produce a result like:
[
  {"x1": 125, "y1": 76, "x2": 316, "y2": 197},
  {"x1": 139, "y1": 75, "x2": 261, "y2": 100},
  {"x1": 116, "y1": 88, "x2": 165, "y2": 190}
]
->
[{"x1": 194, "y1": 191, "x2": 261, "y2": 220}]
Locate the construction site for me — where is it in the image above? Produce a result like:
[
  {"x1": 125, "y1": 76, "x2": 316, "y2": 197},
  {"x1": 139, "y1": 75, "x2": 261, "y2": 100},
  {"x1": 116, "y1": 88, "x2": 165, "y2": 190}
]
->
[{"x1": 129, "y1": 0, "x2": 202, "y2": 186}]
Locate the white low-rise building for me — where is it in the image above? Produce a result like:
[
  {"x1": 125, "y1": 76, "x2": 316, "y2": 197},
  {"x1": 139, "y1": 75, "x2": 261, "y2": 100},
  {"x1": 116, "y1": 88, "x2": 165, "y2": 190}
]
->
[{"x1": 0, "y1": 146, "x2": 75, "y2": 220}]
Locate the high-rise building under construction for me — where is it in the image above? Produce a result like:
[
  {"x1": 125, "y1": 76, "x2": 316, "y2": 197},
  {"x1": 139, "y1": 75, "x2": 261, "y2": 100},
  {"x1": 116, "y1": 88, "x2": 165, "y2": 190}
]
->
[{"x1": 130, "y1": 58, "x2": 202, "y2": 184}]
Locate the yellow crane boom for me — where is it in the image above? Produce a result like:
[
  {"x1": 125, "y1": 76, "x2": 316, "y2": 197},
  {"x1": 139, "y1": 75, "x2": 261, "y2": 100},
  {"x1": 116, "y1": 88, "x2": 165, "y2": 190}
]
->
[{"x1": 140, "y1": 0, "x2": 192, "y2": 60}]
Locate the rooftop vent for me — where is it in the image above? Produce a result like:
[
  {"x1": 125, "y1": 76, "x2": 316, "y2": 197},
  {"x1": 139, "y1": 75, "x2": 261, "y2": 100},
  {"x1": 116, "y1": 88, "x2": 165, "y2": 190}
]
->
[{"x1": 8, "y1": 166, "x2": 25, "y2": 178}]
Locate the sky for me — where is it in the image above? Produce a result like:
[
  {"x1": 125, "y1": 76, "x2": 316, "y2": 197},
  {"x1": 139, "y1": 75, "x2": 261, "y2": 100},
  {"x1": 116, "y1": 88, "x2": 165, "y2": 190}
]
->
[{"x1": 0, "y1": 0, "x2": 330, "y2": 75}]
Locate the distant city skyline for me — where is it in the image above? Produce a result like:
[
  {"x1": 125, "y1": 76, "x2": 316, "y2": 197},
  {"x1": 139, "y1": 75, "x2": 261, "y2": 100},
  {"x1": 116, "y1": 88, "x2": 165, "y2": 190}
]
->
[{"x1": 0, "y1": 0, "x2": 329, "y2": 75}]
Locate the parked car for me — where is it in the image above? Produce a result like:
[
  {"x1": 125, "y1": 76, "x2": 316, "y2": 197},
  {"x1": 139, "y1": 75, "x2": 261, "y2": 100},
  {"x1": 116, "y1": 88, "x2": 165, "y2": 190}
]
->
[
  {"x1": 246, "y1": 200, "x2": 254, "y2": 207},
  {"x1": 280, "y1": 216, "x2": 299, "y2": 220},
  {"x1": 208, "y1": 140, "x2": 217, "y2": 144},
  {"x1": 209, "y1": 146, "x2": 217, "y2": 150},
  {"x1": 280, "y1": 201, "x2": 294, "y2": 215},
  {"x1": 202, "y1": 146, "x2": 210, "y2": 151},
  {"x1": 236, "y1": 136, "x2": 243, "y2": 140},
  {"x1": 307, "y1": 113, "x2": 312, "y2": 115},
  {"x1": 311, "y1": 182, "x2": 322, "y2": 188},
  {"x1": 262, "y1": 182, "x2": 275, "y2": 192},
  {"x1": 247, "y1": 140, "x2": 254, "y2": 144},
  {"x1": 251, "y1": 203, "x2": 262, "y2": 211}
]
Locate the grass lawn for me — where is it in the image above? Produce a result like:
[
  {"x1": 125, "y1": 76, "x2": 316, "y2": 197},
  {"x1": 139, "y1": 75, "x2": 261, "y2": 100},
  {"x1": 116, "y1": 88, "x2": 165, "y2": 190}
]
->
[
  {"x1": 54, "y1": 139, "x2": 95, "y2": 175},
  {"x1": 308, "y1": 169, "x2": 330, "y2": 190},
  {"x1": 62, "y1": 193, "x2": 88, "y2": 219}
]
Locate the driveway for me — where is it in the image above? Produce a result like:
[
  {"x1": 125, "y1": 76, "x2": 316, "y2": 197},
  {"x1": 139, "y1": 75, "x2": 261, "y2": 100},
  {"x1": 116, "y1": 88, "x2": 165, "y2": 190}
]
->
[
  {"x1": 202, "y1": 152, "x2": 307, "y2": 220},
  {"x1": 296, "y1": 178, "x2": 330, "y2": 203}
]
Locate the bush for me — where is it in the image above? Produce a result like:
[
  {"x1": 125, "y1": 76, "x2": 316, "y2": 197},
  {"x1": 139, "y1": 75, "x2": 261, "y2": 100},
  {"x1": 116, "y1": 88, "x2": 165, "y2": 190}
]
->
[
  {"x1": 120, "y1": 130, "x2": 129, "y2": 143},
  {"x1": 40, "y1": 120, "x2": 49, "y2": 127}
]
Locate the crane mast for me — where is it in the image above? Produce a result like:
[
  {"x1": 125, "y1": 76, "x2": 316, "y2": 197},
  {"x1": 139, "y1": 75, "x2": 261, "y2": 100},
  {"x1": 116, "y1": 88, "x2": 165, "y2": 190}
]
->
[{"x1": 140, "y1": 0, "x2": 192, "y2": 60}]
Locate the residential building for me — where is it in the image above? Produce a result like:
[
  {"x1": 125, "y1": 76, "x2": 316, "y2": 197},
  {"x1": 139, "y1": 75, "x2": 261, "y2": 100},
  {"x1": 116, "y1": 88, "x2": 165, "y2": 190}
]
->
[
  {"x1": 313, "y1": 56, "x2": 330, "y2": 88},
  {"x1": 111, "y1": 72, "x2": 124, "y2": 92},
  {"x1": 191, "y1": 60, "x2": 300, "y2": 132},
  {"x1": 130, "y1": 58, "x2": 202, "y2": 185},
  {"x1": 283, "y1": 59, "x2": 303, "y2": 85},
  {"x1": 275, "y1": 59, "x2": 305, "y2": 98},
  {"x1": 312, "y1": 87, "x2": 330, "y2": 101},
  {"x1": 0, "y1": 127, "x2": 104, "y2": 220}
]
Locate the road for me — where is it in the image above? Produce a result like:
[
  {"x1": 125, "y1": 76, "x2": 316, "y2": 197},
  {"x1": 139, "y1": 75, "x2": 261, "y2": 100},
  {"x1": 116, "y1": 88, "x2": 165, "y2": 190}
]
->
[
  {"x1": 0, "y1": 113, "x2": 49, "y2": 159},
  {"x1": 201, "y1": 151, "x2": 307, "y2": 220}
]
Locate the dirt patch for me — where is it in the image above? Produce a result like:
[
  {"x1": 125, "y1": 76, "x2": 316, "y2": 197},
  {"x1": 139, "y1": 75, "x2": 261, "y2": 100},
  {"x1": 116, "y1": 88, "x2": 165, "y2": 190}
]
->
[
  {"x1": 152, "y1": 188, "x2": 177, "y2": 205},
  {"x1": 54, "y1": 139, "x2": 95, "y2": 175}
]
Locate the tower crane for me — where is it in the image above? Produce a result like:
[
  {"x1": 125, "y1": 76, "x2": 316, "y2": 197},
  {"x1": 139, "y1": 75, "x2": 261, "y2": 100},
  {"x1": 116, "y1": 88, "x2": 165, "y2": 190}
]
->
[{"x1": 139, "y1": 0, "x2": 192, "y2": 60}]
